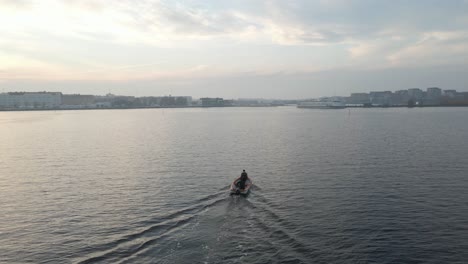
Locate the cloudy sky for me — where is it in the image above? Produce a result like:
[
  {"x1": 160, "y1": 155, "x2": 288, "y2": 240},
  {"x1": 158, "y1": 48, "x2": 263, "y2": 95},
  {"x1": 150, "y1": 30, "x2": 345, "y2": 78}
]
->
[{"x1": 1, "y1": 0, "x2": 468, "y2": 98}]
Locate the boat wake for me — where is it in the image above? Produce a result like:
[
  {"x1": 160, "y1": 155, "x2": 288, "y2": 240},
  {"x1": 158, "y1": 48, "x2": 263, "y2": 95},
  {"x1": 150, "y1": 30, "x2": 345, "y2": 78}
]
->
[
  {"x1": 76, "y1": 191, "x2": 227, "y2": 264},
  {"x1": 76, "y1": 186, "x2": 317, "y2": 264}
]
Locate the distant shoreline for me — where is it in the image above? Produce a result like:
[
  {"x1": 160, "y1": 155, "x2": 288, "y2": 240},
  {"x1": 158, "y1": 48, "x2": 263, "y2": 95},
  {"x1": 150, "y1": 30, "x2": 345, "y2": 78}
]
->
[
  {"x1": 2, "y1": 104, "x2": 468, "y2": 112},
  {"x1": 0, "y1": 105, "x2": 282, "y2": 112}
]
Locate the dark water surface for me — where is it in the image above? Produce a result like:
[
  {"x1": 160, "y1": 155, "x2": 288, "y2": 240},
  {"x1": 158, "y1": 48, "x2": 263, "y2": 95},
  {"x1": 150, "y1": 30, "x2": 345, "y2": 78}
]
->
[{"x1": 1, "y1": 107, "x2": 467, "y2": 263}]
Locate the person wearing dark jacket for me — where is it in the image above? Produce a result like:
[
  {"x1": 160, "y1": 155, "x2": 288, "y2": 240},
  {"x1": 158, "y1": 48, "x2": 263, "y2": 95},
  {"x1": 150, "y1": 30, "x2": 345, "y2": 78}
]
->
[{"x1": 235, "y1": 170, "x2": 250, "y2": 190}]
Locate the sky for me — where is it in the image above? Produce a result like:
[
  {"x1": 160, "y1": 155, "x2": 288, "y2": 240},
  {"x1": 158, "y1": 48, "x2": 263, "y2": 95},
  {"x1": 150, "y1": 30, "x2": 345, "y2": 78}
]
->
[{"x1": 1, "y1": 0, "x2": 468, "y2": 99}]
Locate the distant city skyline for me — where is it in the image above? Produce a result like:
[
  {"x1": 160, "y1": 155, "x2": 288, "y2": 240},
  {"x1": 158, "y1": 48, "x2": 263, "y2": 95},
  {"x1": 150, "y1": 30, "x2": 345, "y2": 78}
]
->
[
  {"x1": 2, "y1": 86, "x2": 468, "y2": 111},
  {"x1": 1, "y1": 0, "x2": 468, "y2": 98},
  {"x1": 2, "y1": 86, "x2": 466, "y2": 101}
]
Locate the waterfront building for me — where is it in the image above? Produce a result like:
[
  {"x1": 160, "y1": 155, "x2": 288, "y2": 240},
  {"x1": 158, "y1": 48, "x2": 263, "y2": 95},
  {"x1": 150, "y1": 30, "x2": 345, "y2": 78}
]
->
[
  {"x1": 425, "y1": 87, "x2": 442, "y2": 105},
  {"x1": 181, "y1": 96, "x2": 192, "y2": 106},
  {"x1": 348, "y1": 93, "x2": 370, "y2": 104},
  {"x1": 393, "y1": 90, "x2": 410, "y2": 106},
  {"x1": 444, "y1": 90, "x2": 457, "y2": 98},
  {"x1": 139, "y1": 96, "x2": 161, "y2": 107},
  {"x1": 408, "y1": 88, "x2": 424, "y2": 102},
  {"x1": 174, "y1": 96, "x2": 192, "y2": 106},
  {"x1": 369, "y1": 91, "x2": 393, "y2": 106},
  {"x1": 0, "y1": 92, "x2": 62, "y2": 109},
  {"x1": 235, "y1": 99, "x2": 261, "y2": 106},
  {"x1": 427, "y1": 87, "x2": 442, "y2": 98},
  {"x1": 441, "y1": 91, "x2": 468, "y2": 106},
  {"x1": 135, "y1": 96, "x2": 192, "y2": 107},
  {"x1": 223, "y1": 99, "x2": 234, "y2": 106},
  {"x1": 201, "y1": 97, "x2": 225, "y2": 107},
  {"x1": 159, "y1": 96, "x2": 192, "y2": 107},
  {"x1": 108, "y1": 95, "x2": 137, "y2": 107},
  {"x1": 62, "y1": 94, "x2": 95, "y2": 107}
]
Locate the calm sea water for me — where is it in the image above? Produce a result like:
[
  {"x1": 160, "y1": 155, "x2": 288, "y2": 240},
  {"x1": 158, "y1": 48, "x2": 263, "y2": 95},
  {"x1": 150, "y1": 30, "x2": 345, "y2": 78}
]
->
[{"x1": 1, "y1": 107, "x2": 468, "y2": 264}]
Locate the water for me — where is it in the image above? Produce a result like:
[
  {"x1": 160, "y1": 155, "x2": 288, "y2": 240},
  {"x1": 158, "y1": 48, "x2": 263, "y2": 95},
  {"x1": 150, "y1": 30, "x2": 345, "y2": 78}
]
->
[{"x1": 1, "y1": 107, "x2": 467, "y2": 263}]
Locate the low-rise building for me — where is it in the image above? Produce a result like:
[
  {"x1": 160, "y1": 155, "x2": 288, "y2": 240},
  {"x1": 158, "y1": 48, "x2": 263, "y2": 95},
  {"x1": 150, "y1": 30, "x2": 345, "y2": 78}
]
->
[
  {"x1": 425, "y1": 87, "x2": 442, "y2": 105},
  {"x1": 390, "y1": 90, "x2": 408, "y2": 106},
  {"x1": 0, "y1": 92, "x2": 62, "y2": 109},
  {"x1": 347, "y1": 93, "x2": 370, "y2": 104},
  {"x1": 370, "y1": 91, "x2": 393, "y2": 106},
  {"x1": 441, "y1": 91, "x2": 468, "y2": 106},
  {"x1": 154, "y1": 96, "x2": 192, "y2": 107},
  {"x1": 62, "y1": 94, "x2": 95, "y2": 107},
  {"x1": 444, "y1": 90, "x2": 457, "y2": 98},
  {"x1": 408, "y1": 88, "x2": 424, "y2": 102},
  {"x1": 201, "y1": 97, "x2": 225, "y2": 107}
]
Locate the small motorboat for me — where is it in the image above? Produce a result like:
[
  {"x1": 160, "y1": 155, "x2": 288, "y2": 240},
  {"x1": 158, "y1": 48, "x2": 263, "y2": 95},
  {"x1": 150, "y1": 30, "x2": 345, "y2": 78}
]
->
[{"x1": 230, "y1": 178, "x2": 252, "y2": 196}]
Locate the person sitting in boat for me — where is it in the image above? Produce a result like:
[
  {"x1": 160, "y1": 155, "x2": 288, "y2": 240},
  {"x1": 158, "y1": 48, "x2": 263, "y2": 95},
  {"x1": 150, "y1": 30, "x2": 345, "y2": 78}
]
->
[{"x1": 235, "y1": 170, "x2": 251, "y2": 190}]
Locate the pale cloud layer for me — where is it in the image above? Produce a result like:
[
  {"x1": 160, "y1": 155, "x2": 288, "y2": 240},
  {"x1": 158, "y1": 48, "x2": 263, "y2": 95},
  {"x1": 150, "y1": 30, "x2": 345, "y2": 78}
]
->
[{"x1": 1, "y1": 0, "x2": 467, "y2": 97}]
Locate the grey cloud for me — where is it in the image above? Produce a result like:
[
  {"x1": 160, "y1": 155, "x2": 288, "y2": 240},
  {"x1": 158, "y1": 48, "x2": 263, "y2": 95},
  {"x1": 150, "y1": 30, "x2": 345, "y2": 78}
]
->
[
  {"x1": 54, "y1": 0, "x2": 467, "y2": 46},
  {"x1": 119, "y1": 1, "x2": 257, "y2": 37},
  {"x1": 262, "y1": 0, "x2": 468, "y2": 43}
]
